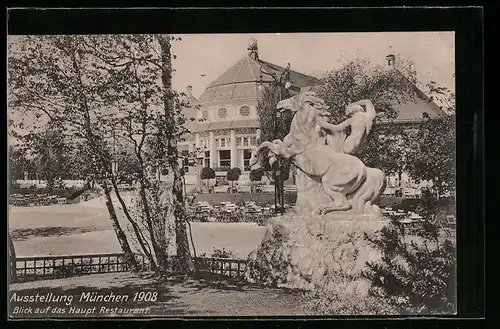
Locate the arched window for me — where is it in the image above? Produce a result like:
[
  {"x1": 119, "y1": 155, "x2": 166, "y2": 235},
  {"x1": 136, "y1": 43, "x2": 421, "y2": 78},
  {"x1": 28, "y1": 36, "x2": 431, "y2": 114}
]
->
[
  {"x1": 202, "y1": 110, "x2": 209, "y2": 120},
  {"x1": 218, "y1": 108, "x2": 228, "y2": 119},
  {"x1": 239, "y1": 106, "x2": 250, "y2": 117}
]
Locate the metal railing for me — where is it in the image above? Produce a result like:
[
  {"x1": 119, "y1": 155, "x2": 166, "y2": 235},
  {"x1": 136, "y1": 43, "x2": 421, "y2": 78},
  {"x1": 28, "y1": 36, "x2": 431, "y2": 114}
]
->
[
  {"x1": 193, "y1": 256, "x2": 247, "y2": 279},
  {"x1": 11, "y1": 253, "x2": 247, "y2": 283},
  {"x1": 11, "y1": 253, "x2": 146, "y2": 283}
]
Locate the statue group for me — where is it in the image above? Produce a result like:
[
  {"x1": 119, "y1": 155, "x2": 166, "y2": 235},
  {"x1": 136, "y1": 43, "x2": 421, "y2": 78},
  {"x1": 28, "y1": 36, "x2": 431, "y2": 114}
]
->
[{"x1": 251, "y1": 92, "x2": 387, "y2": 217}]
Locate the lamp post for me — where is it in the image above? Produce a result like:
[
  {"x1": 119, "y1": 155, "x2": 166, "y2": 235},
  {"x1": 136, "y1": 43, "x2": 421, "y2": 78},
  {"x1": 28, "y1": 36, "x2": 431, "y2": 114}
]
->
[{"x1": 259, "y1": 63, "x2": 292, "y2": 215}]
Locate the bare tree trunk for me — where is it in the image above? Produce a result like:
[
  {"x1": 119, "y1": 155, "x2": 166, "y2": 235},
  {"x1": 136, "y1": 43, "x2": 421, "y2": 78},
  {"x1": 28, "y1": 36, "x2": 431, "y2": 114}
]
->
[
  {"x1": 157, "y1": 35, "x2": 194, "y2": 273},
  {"x1": 101, "y1": 181, "x2": 138, "y2": 269},
  {"x1": 137, "y1": 179, "x2": 169, "y2": 272},
  {"x1": 109, "y1": 176, "x2": 157, "y2": 270},
  {"x1": 171, "y1": 161, "x2": 194, "y2": 272}
]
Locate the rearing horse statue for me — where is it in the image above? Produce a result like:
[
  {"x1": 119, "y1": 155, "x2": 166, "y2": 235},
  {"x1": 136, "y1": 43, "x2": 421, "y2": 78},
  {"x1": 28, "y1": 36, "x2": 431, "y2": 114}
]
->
[
  {"x1": 251, "y1": 92, "x2": 387, "y2": 216},
  {"x1": 251, "y1": 92, "x2": 386, "y2": 216}
]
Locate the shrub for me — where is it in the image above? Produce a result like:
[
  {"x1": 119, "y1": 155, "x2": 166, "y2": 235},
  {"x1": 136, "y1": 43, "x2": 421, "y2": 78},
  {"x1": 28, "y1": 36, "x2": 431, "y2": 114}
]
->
[
  {"x1": 303, "y1": 218, "x2": 455, "y2": 315},
  {"x1": 361, "y1": 218, "x2": 456, "y2": 315},
  {"x1": 249, "y1": 168, "x2": 264, "y2": 182},
  {"x1": 200, "y1": 167, "x2": 216, "y2": 180},
  {"x1": 226, "y1": 168, "x2": 241, "y2": 188}
]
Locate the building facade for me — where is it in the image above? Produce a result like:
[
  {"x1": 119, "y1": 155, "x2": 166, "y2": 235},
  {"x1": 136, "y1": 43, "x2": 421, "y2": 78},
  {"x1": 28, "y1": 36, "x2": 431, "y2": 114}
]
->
[{"x1": 178, "y1": 39, "x2": 318, "y2": 188}]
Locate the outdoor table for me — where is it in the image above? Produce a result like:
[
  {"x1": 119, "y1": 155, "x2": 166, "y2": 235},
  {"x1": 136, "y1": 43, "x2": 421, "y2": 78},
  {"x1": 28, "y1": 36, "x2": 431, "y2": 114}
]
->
[{"x1": 399, "y1": 218, "x2": 420, "y2": 234}]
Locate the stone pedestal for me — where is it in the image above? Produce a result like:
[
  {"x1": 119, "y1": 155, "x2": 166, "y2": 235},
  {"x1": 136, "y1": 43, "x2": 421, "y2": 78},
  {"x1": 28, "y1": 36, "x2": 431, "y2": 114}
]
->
[{"x1": 245, "y1": 213, "x2": 388, "y2": 294}]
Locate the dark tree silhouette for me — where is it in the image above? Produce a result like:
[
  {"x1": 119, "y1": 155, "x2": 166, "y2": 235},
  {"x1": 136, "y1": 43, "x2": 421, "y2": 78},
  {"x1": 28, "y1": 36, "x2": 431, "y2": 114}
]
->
[
  {"x1": 200, "y1": 167, "x2": 216, "y2": 191},
  {"x1": 226, "y1": 167, "x2": 242, "y2": 191}
]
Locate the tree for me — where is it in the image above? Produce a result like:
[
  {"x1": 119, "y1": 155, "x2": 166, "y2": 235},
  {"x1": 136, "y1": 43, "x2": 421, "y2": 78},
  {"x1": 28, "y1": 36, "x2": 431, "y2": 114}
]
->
[
  {"x1": 256, "y1": 84, "x2": 294, "y2": 181},
  {"x1": 405, "y1": 80, "x2": 456, "y2": 197},
  {"x1": 8, "y1": 35, "x2": 196, "y2": 273},
  {"x1": 200, "y1": 167, "x2": 215, "y2": 190},
  {"x1": 313, "y1": 57, "x2": 419, "y2": 122},
  {"x1": 313, "y1": 57, "x2": 420, "y2": 177},
  {"x1": 156, "y1": 34, "x2": 195, "y2": 273},
  {"x1": 16, "y1": 121, "x2": 71, "y2": 190},
  {"x1": 406, "y1": 113, "x2": 455, "y2": 197},
  {"x1": 8, "y1": 35, "x2": 138, "y2": 268},
  {"x1": 249, "y1": 168, "x2": 264, "y2": 193},
  {"x1": 83, "y1": 34, "x2": 194, "y2": 272},
  {"x1": 226, "y1": 167, "x2": 241, "y2": 191},
  {"x1": 8, "y1": 145, "x2": 35, "y2": 185},
  {"x1": 249, "y1": 168, "x2": 264, "y2": 182},
  {"x1": 359, "y1": 124, "x2": 415, "y2": 183}
]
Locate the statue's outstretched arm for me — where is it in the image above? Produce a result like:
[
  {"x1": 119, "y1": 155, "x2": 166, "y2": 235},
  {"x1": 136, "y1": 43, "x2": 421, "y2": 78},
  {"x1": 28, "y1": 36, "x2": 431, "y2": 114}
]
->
[
  {"x1": 317, "y1": 118, "x2": 351, "y2": 133},
  {"x1": 353, "y1": 99, "x2": 376, "y2": 117}
]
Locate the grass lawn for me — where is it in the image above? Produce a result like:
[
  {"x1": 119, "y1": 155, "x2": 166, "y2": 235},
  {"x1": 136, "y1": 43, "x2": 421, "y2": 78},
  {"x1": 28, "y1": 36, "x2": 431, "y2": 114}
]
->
[
  {"x1": 9, "y1": 272, "x2": 310, "y2": 317},
  {"x1": 9, "y1": 202, "x2": 266, "y2": 258}
]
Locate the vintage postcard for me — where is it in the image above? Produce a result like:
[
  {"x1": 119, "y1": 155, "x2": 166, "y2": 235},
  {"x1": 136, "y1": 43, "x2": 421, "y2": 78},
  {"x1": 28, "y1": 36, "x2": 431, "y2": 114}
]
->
[{"x1": 8, "y1": 30, "x2": 457, "y2": 318}]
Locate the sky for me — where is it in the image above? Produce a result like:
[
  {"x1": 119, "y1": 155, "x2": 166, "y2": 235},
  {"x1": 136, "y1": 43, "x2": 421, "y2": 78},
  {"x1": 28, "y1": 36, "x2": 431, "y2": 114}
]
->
[
  {"x1": 170, "y1": 32, "x2": 455, "y2": 98},
  {"x1": 8, "y1": 32, "x2": 455, "y2": 145}
]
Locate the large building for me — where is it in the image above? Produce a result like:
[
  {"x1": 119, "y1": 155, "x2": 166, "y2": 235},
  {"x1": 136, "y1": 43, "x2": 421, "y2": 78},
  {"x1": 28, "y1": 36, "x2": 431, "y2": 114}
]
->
[
  {"x1": 179, "y1": 40, "x2": 447, "y2": 196},
  {"x1": 178, "y1": 39, "x2": 319, "y2": 187}
]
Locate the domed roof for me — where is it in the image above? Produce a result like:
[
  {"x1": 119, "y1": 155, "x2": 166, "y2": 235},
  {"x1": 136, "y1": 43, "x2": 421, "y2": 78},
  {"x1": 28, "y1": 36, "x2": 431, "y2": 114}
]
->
[{"x1": 197, "y1": 55, "x2": 319, "y2": 105}]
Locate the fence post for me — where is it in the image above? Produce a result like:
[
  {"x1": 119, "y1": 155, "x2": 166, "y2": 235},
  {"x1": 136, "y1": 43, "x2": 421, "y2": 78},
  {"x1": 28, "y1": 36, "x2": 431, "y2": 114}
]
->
[{"x1": 9, "y1": 233, "x2": 17, "y2": 283}]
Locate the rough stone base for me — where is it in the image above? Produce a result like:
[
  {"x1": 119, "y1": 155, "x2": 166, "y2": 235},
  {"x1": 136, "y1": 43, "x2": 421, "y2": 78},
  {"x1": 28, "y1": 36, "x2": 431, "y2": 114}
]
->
[{"x1": 245, "y1": 213, "x2": 388, "y2": 295}]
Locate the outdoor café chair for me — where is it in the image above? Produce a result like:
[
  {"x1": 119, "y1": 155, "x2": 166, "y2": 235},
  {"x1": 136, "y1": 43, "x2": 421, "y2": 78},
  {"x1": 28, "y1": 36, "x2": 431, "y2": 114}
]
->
[{"x1": 446, "y1": 215, "x2": 456, "y2": 230}]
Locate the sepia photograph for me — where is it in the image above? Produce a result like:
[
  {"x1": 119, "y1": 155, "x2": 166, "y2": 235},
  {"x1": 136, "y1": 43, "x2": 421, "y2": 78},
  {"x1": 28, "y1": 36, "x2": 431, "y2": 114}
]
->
[{"x1": 8, "y1": 31, "x2": 457, "y2": 318}]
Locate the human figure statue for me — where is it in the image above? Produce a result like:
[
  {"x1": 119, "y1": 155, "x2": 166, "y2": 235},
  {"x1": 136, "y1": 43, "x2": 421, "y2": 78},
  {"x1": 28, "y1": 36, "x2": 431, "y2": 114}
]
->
[
  {"x1": 316, "y1": 99, "x2": 377, "y2": 155},
  {"x1": 315, "y1": 99, "x2": 386, "y2": 216}
]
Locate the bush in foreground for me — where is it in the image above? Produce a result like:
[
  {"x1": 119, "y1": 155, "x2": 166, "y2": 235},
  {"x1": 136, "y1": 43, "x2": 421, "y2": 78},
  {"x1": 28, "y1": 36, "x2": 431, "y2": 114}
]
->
[
  {"x1": 303, "y1": 218, "x2": 455, "y2": 315},
  {"x1": 361, "y1": 219, "x2": 456, "y2": 315}
]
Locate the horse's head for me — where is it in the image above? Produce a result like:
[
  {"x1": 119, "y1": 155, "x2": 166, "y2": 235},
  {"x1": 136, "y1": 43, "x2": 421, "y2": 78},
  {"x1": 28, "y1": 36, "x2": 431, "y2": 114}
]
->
[{"x1": 277, "y1": 92, "x2": 330, "y2": 117}]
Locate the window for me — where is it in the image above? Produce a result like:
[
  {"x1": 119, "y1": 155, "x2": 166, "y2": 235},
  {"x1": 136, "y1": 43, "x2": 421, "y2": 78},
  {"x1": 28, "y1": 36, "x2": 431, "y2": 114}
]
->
[
  {"x1": 237, "y1": 137, "x2": 242, "y2": 147},
  {"x1": 218, "y1": 108, "x2": 228, "y2": 119},
  {"x1": 218, "y1": 137, "x2": 229, "y2": 148},
  {"x1": 239, "y1": 106, "x2": 250, "y2": 117},
  {"x1": 243, "y1": 137, "x2": 249, "y2": 147},
  {"x1": 250, "y1": 136, "x2": 257, "y2": 146},
  {"x1": 243, "y1": 149, "x2": 252, "y2": 171},
  {"x1": 202, "y1": 110, "x2": 209, "y2": 120},
  {"x1": 219, "y1": 150, "x2": 231, "y2": 168},
  {"x1": 201, "y1": 139, "x2": 210, "y2": 149},
  {"x1": 204, "y1": 151, "x2": 210, "y2": 168}
]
